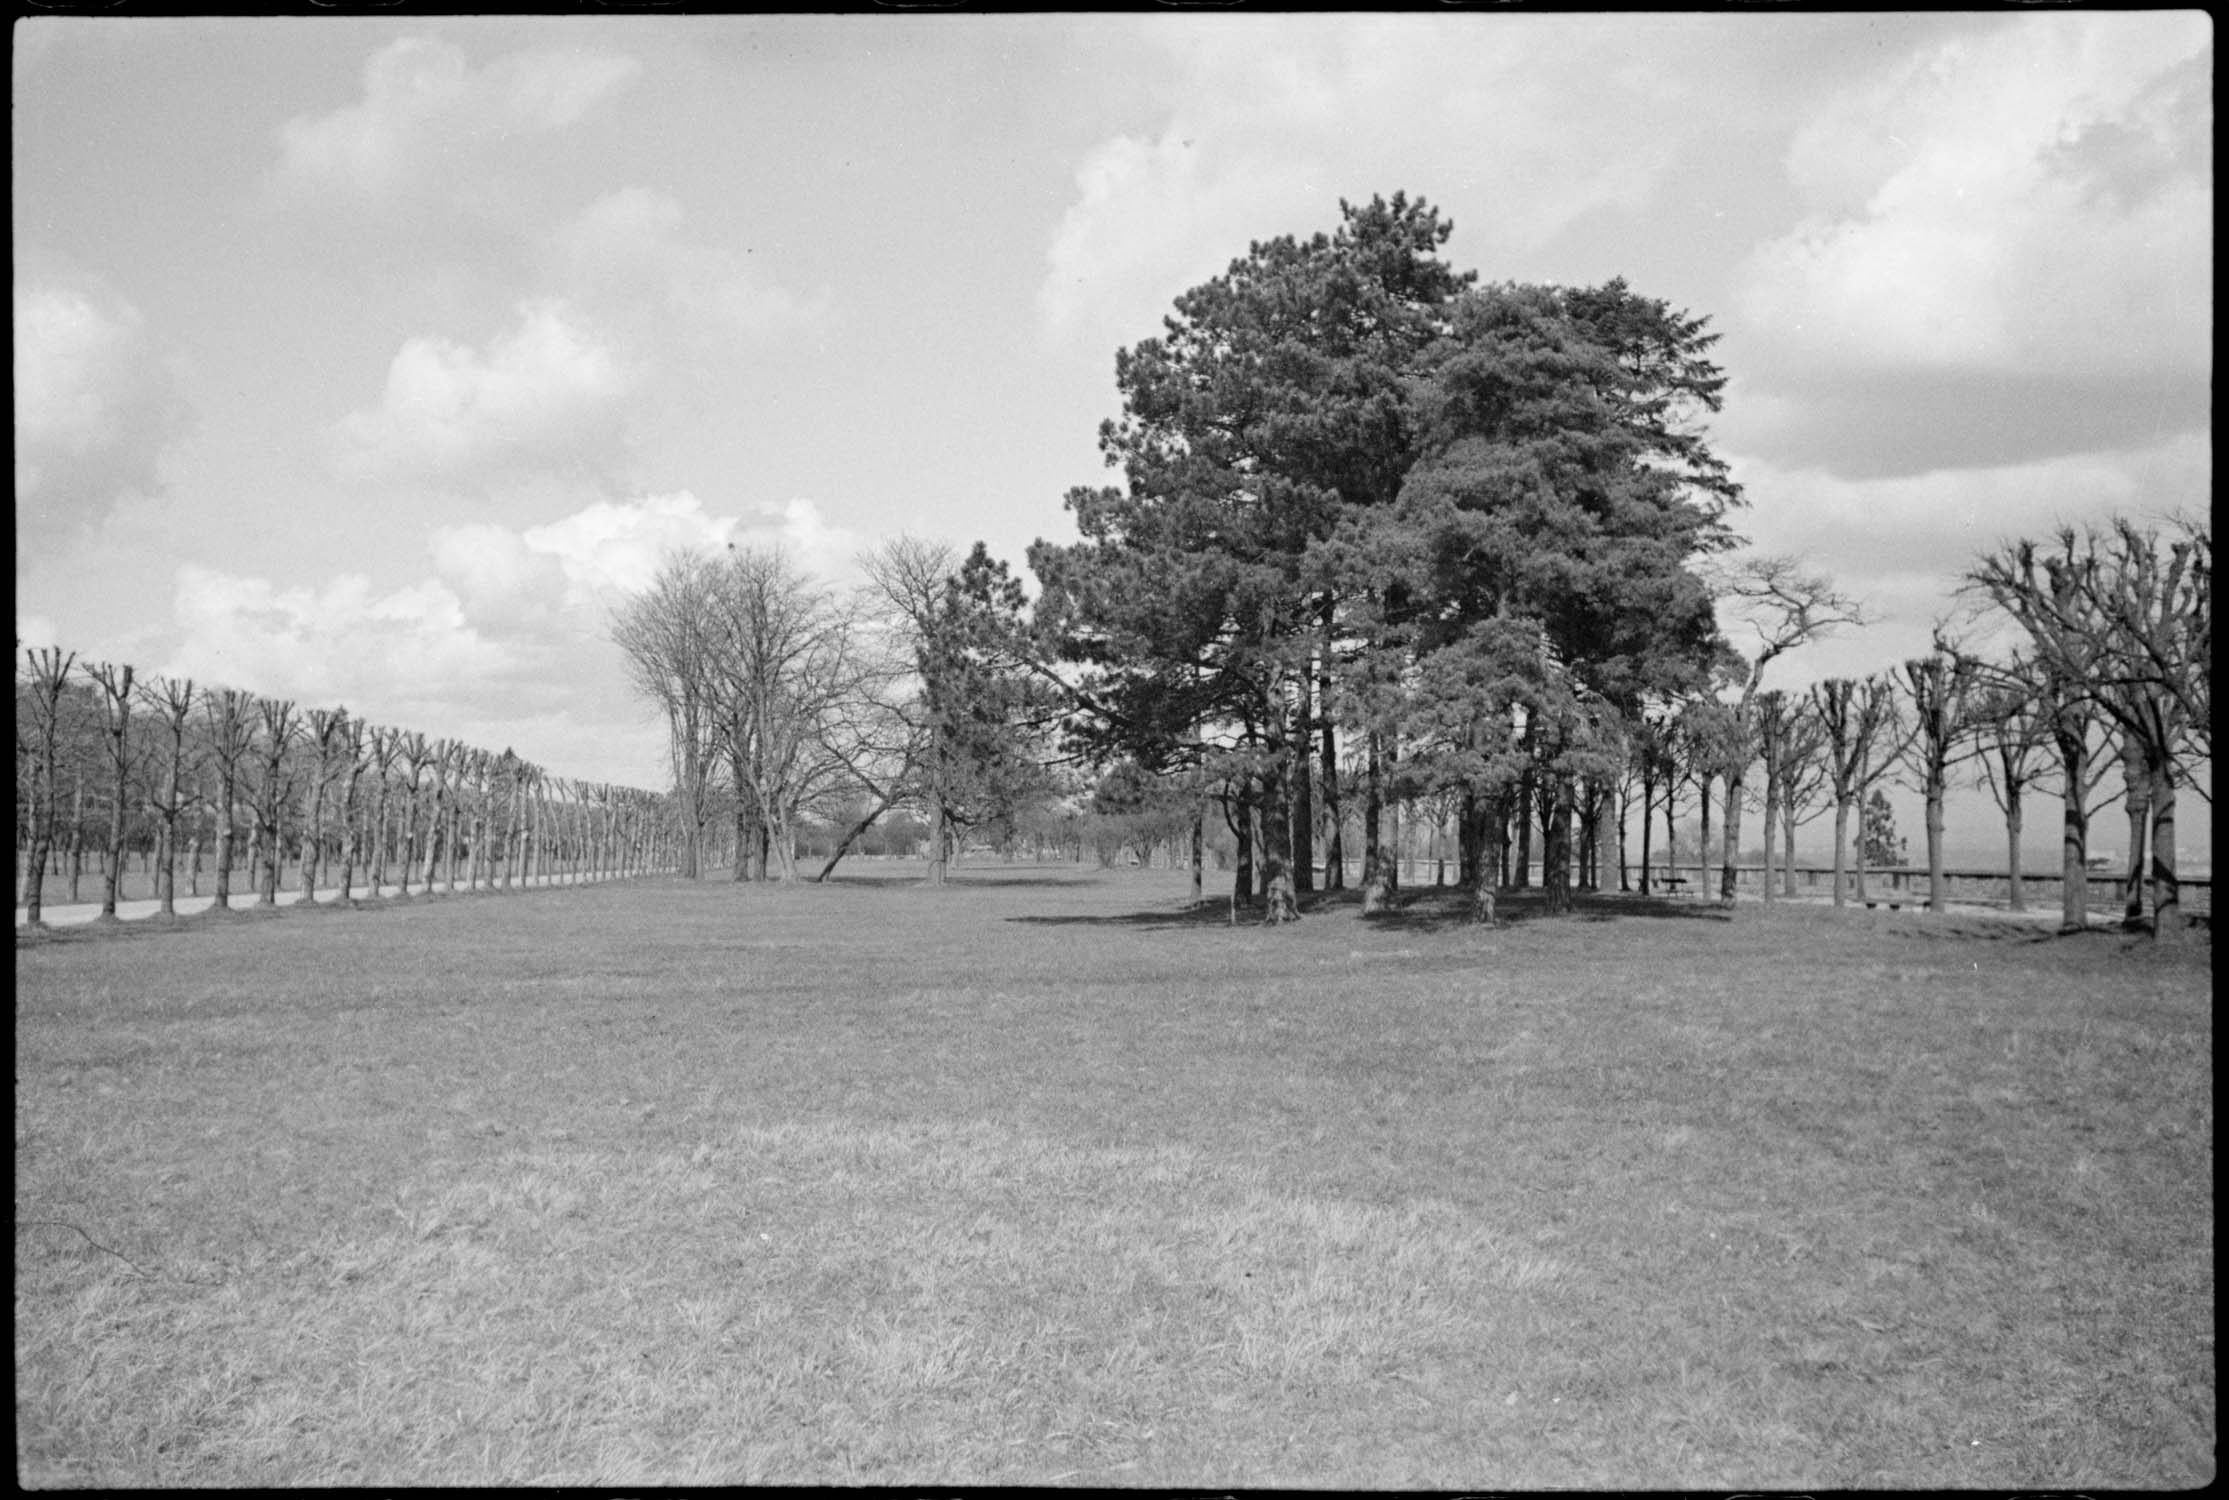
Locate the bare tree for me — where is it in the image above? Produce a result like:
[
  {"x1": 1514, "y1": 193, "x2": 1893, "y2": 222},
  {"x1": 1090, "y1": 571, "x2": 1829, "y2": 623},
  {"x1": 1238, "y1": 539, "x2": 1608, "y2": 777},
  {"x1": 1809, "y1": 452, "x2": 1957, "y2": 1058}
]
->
[
  {"x1": 1751, "y1": 688, "x2": 1821, "y2": 906},
  {"x1": 611, "y1": 551, "x2": 722, "y2": 880},
  {"x1": 364, "y1": 727, "x2": 403, "y2": 899},
  {"x1": 136, "y1": 674, "x2": 200, "y2": 919},
  {"x1": 199, "y1": 688, "x2": 259, "y2": 915},
  {"x1": 1710, "y1": 556, "x2": 1867, "y2": 905},
  {"x1": 393, "y1": 732, "x2": 433, "y2": 897},
  {"x1": 247, "y1": 698, "x2": 303, "y2": 909},
  {"x1": 419, "y1": 738, "x2": 459, "y2": 896},
  {"x1": 1775, "y1": 708, "x2": 1832, "y2": 897},
  {"x1": 296, "y1": 707, "x2": 348, "y2": 905},
  {"x1": 1967, "y1": 518, "x2": 2207, "y2": 939},
  {"x1": 18, "y1": 647, "x2": 79, "y2": 927},
  {"x1": 84, "y1": 662, "x2": 138, "y2": 922},
  {"x1": 703, "y1": 547, "x2": 862, "y2": 882},
  {"x1": 1811, "y1": 674, "x2": 1906, "y2": 908},
  {"x1": 1896, "y1": 649, "x2": 1982, "y2": 916},
  {"x1": 330, "y1": 715, "x2": 369, "y2": 907},
  {"x1": 1964, "y1": 660, "x2": 2051, "y2": 913}
]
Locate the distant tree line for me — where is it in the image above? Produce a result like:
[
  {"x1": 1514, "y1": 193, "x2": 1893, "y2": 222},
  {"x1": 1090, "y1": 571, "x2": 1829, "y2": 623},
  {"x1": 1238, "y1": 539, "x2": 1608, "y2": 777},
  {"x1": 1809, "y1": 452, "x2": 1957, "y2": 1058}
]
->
[{"x1": 14, "y1": 649, "x2": 676, "y2": 929}]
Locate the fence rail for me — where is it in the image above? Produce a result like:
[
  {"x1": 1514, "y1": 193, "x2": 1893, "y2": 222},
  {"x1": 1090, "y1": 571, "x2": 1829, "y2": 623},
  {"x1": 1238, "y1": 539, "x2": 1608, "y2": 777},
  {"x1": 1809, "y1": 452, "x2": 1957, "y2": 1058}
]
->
[{"x1": 1635, "y1": 862, "x2": 2212, "y2": 916}]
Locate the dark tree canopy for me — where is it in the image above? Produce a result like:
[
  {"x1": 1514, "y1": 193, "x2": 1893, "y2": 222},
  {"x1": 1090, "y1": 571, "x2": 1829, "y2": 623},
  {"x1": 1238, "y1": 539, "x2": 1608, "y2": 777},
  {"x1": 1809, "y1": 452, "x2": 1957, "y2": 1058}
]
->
[{"x1": 1033, "y1": 193, "x2": 1744, "y2": 923}]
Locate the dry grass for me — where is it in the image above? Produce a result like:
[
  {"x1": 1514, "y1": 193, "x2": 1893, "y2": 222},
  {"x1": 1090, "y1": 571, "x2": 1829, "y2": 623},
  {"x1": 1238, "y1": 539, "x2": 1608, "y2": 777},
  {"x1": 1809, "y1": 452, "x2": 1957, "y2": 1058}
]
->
[{"x1": 15, "y1": 865, "x2": 2214, "y2": 1488}]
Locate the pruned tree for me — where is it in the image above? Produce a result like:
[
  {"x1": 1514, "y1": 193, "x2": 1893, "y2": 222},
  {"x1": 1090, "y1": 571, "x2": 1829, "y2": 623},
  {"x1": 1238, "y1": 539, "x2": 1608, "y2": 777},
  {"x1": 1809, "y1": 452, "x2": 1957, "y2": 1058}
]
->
[
  {"x1": 85, "y1": 661, "x2": 137, "y2": 923},
  {"x1": 1774, "y1": 705, "x2": 1832, "y2": 897},
  {"x1": 1964, "y1": 660, "x2": 2052, "y2": 914},
  {"x1": 393, "y1": 731, "x2": 432, "y2": 897},
  {"x1": 297, "y1": 707, "x2": 349, "y2": 905},
  {"x1": 364, "y1": 727, "x2": 402, "y2": 899},
  {"x1": 330, "y1": 714, "x2": 369, "y2": 907},
  {"x1": 419, "y1": 738, "x2": 458, "y2": 896},
  {"x1": 18, "y1": 647, "x2": 79, "y2": 927},
  {"x1": 1810, "y1": 674, "x2": 1906, "y2": 907},
  {"x1": 248, "y1": 697, "x2": 303, "y2": 909},
  {"x1": 1896, "y1": 648, "x2": 1982, "y2": 915},
  {"x1": 135, "y1": 673, "x2": 200, "y2": 919},
  {"x1": 1751, "y1": 688, "x2": 1808, "y2": 905},
  {"x1": 1966, "y1": 517, "x2": 2208, "y2": 939},
  {"x1": 199, "y1": 687, "x2": 259, "y2": 915}
]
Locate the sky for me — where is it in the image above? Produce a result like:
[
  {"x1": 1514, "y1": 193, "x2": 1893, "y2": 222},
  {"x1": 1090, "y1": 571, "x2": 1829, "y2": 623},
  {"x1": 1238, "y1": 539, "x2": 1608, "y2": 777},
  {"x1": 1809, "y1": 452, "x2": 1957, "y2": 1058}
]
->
[{"x1": 13, "y1": 11, "x2": 2213, "y2": 864}]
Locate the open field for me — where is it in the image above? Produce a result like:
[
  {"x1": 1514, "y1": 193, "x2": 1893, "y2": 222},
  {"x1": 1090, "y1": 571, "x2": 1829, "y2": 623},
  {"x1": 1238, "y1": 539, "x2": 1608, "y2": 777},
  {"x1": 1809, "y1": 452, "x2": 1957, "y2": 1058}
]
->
[{"x1": 15, "y1": 865, "x2": 2214, "y2": 1488}]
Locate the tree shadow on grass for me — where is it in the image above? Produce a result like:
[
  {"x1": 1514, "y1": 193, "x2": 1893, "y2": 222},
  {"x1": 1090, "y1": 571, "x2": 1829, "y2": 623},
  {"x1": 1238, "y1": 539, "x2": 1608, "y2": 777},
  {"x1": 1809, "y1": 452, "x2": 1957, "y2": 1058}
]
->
[
  {"x1": 1007, "y1": 897, "x2": 1254, "y2": 930},
  {"x1": 1359, "y1": 887, "x2": 1736, "y2": 932},
  {"x1": 818, "y1": 870, "x2": 1109, "y2": 892},
  {"x1": 1007, "y1": 886, "x2": 1738, "y2": 932}
]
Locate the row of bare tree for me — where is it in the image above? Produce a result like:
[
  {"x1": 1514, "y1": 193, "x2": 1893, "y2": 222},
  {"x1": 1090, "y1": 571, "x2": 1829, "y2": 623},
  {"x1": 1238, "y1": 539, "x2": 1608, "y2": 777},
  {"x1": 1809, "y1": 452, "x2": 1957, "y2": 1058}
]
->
[
  {"x1": 14, "y1": 652, "x2": 676, "y2": 928},
  {"x1": 1604, "y1": 514, "x2": 2207, "y2": 938}
]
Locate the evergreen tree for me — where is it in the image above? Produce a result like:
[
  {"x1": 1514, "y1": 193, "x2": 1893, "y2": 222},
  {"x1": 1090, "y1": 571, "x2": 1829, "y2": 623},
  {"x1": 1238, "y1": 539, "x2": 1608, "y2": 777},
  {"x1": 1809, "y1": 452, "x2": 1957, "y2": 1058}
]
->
[{"x1": 1860, "y1": 788, "x2": 1907, "y2": 869}]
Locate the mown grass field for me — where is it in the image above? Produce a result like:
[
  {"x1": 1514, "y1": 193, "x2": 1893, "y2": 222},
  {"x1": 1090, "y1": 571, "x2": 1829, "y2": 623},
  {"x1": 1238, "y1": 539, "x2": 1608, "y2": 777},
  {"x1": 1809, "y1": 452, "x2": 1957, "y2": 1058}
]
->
[{"x1": 15, "y1": 865, "x2": 2214, "y2": 1488}]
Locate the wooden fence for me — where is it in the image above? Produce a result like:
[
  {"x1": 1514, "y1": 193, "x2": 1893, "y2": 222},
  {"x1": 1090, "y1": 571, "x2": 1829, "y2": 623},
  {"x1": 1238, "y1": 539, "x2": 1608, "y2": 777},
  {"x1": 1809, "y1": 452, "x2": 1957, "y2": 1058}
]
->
[{"x1": 1638, "y1": 862, "x2": 2212, "y2": 917}]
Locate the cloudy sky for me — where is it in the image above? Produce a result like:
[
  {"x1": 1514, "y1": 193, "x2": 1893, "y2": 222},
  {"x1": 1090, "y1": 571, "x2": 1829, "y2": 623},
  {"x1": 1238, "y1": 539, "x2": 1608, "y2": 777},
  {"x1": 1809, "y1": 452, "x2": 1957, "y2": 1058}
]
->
[{"x1": 14, "y1": 12, "x2": 2212, "y2": 860}]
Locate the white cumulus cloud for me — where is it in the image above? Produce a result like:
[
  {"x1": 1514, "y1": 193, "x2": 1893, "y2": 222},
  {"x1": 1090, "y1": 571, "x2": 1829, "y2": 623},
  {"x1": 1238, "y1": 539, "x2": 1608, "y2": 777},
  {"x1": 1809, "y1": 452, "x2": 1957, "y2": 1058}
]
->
[
  {"x1": 1736, "y1": 13, "x2": 2212, "y2": 378},
  {"x1": 547, "y1": 187, "x2": 824, "y2": 340},
  {"x1": 158, "y1": 490, "x2": 867, "y2": 787},
  {"x1": 330, "y1": 298, "x2": 639, "y2": 490},
  {"x1": 167, "y1": 563, "x2": 509, "y2": 712},
  {"x1": 1035, "y1": 15, "x2": 1694, "y2": 350},
  {"x1": 14, "y1": 269, "x2": 188, "y2": 535},
  {"x1": 272, "y1": 35, "x2": 639, "y2": 202}
]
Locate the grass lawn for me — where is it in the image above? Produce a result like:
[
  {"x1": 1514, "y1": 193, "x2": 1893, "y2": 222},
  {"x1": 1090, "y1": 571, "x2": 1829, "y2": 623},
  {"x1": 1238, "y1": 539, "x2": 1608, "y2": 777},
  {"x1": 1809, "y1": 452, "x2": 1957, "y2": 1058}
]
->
[{"x1": 14, "y1": 864, "x2": 2214, "y2": 1488}]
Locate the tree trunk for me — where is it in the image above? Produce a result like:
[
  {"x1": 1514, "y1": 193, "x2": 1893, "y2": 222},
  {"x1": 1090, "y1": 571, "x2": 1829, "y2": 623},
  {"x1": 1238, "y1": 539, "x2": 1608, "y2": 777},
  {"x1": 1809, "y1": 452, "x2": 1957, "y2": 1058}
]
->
[
  {"x1": 1616, "y1": 780, "x2": 1631, "y2": 893},
  {"x1": 1471, "y1": 788, "x2": 1503, "y2": 925},
  {"x1": 1638, "y1": 771, "x2": 1655, "y2": 896},
  {"x1": 1290, "y1": 671, "x2": 1314, "y2": 895},
  {"x1": 214, "y1": 791, "x2": 237, "y2": 910},
  {"x1": 69, "y1": 783, "x2": 86, "y2": 904},
  {"x1": 1781, "y1": 795, "x2": 1800, "y2": 898},
  {"x1": 1924, "y1": 763, "x2": 1948, "y2": 916},
  {"x1": 299, "y1": 791, "x2": 325, "y2": 907},
  {"x1": 1541, "y1": 774, "x2": 1574, "y2": 915},
  {"x1": 1829, "y1": 794, "x2": 1850, "y2": 908},
  {"x1": 1513, "y1": 768, "x2": 1533, "y2": 889},
  {"x1": 1719, "y1": 766, "x2": 1742, "y2": 905},
  {"x1": 1383, "y1": 738, "x2": 1401, "y2": 894},
  {"x1": 2149, "y1": 754, "x2": 2182, "y2": 942},
  {"x1": 925, "y1": 772, "x2": 948, "y2": 886},
  {"x1": 2120, "y1": 740, "x2": 2149, "y2": 931},
  {"x1": 1696, "y1": 771, "x2": 1713, "y2": 903},
  {"x1": 1852, "y1": 791, "x2": 1870, "y2": 905},
  {"x1": 2003, "y1": 786, "x2": 2025, "y2": 913},
  {"x1": 419, "y1": 786, "x2": 446, "y2": 898},
  {"x1": 1231, "y1": 782, "x2": 1255, "y2": 908},
  {"x1": 1760, "y1": 768, "x2": 1778, "y2": 907},
  {"x1": 153, "y1": 824, "x2": 175, "y2": 917},
  {"x1": 732, "y1": 756, "x2": 754, "y2": 882},
  {"x1": 1320, "y1": 686, "x2": 1344, "y2": 891},
  {"x1": 1360, "y1": 732, "x2": 1388, "y2": 916},
  {"x1": 1257, "y1": 735, "x2": 1298, "y2": 924},
  {"x1": 1190, "y1": 806, "x2": 1204, "y2": 906},
  {"x1": 1576, "y1": 783, "x2": 1596, "y2": 893}
]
